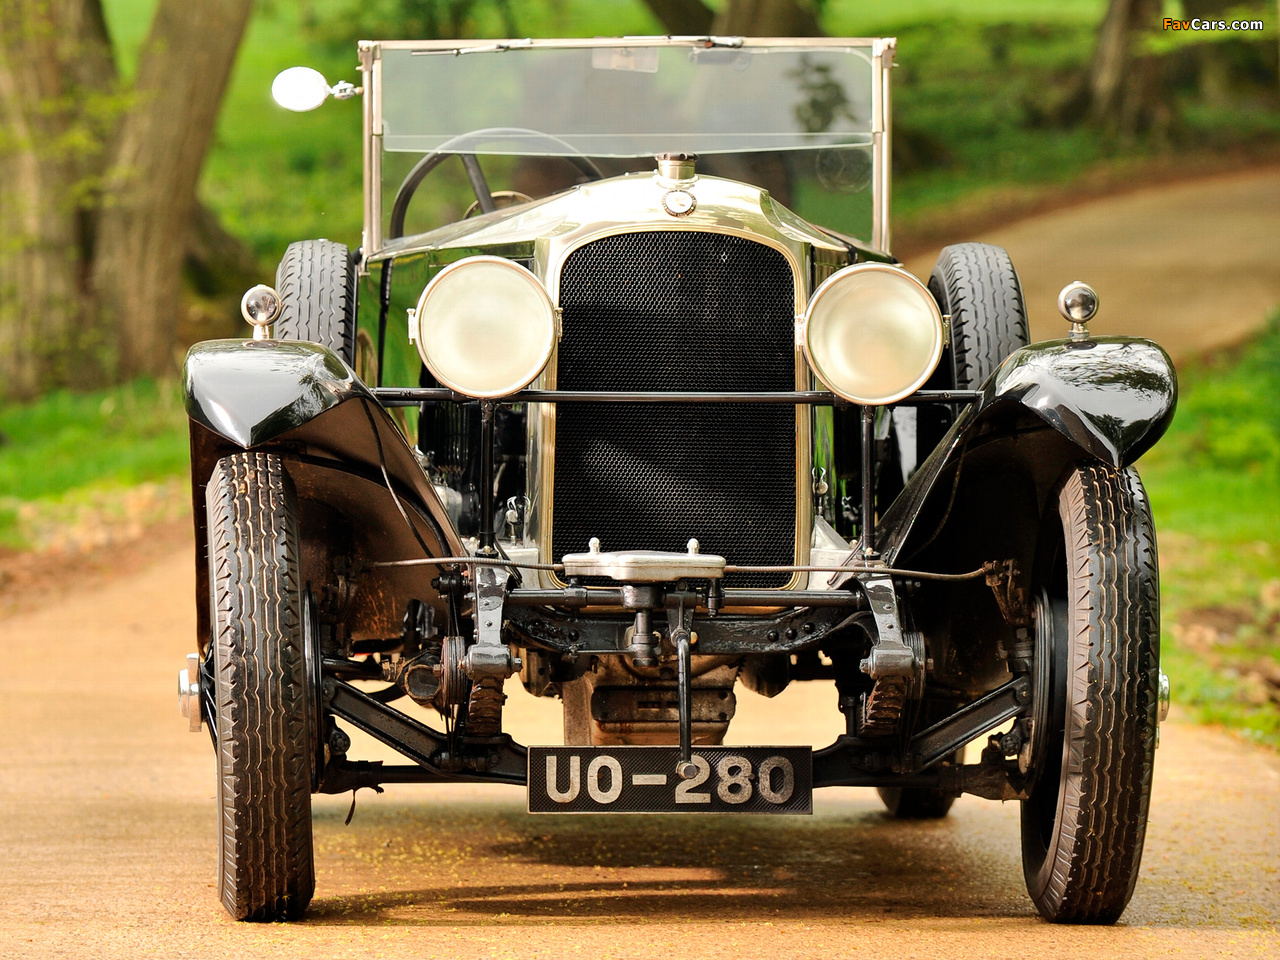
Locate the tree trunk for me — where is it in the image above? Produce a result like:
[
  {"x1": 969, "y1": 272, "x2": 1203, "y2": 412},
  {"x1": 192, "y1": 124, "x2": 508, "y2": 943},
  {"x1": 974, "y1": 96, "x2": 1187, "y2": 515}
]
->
[
  {"x1": 91, "y1": 0, "x2": 253, "y2": 378},
  {"x1": 1086, "y1": 0, "x2": 1137, "y2": 117},
  {"x1": 641, "y1": 0, "x2": 715, "y2": 34},
  {"x1": 1081, "y1": 0, "x2": 1170, "y2": 136},
  {"x1": 0, "y1": 0, "x2": 117, "y2": 398},
  {"x1": 640, "y1": 0, "x2": 821, "y2": 39},
  {"x1": 1184, "y1": 0, "x2": 1261, "y2": 106},
  {"x1": 712, "y1": 0, "x2": 824, "y2": 37},
  {"x1": 180, "y1": 200, "x2": 266, "y2": 345}
]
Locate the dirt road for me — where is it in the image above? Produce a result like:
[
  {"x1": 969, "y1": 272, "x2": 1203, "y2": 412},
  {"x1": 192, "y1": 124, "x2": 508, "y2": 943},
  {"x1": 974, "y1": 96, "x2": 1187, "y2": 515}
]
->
[
  {"x1": 2, "y1": 169, "x2": 1279, "y2": 958},
  {"x1": 1, "y1": 535, "x2": 1278, "y2": 959},
  {"x1": 904, "y1": 166, "x2": 1280, "y2": 361}
]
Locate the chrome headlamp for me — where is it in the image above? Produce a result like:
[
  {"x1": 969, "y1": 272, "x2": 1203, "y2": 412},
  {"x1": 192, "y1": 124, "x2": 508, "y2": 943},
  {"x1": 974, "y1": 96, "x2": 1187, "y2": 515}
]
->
[
  {"x1": 802, "y1": 263, "x2": 944, "y2": 405},
  {"x1": 410, "y1": 256, "x2": 557, "y2": 399}
]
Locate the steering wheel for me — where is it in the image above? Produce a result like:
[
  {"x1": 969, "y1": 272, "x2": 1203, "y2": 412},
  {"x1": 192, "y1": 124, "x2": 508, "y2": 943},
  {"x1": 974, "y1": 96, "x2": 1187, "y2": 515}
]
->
[{"x1": 388, "y1": 127, "x2": 605, "y2": 240}]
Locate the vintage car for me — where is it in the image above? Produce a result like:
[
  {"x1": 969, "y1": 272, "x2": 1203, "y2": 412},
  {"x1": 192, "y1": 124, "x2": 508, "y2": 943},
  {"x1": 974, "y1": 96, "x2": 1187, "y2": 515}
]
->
[{"x1": 178, "y1": 37, "x2": 1176, "y2": 924}]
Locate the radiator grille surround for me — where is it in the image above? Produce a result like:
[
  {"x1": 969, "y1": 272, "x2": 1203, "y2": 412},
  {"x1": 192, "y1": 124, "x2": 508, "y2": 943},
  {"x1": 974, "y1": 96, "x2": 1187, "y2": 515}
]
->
[{"x1": 551, "y1": 231, "x2": 798, "y2": 588}]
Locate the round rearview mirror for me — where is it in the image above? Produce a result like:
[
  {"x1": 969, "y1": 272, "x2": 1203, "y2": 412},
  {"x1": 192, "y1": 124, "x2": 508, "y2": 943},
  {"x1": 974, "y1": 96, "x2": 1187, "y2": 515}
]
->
[{"x1": 271, "y1": 66, "x2": 331, "y2": 112}]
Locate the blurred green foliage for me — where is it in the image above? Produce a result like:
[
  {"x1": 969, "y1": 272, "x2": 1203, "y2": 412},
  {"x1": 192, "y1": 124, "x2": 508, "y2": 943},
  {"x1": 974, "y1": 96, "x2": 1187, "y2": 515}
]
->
[
  {"x1": 1144, "y1": 312, "x2": 1280, "y2": 541},
  {"x1": 101, "y1": 0, "x2": 1278, "y2": 262},
  {"x1": 865, "y1": 11, "x2": 1278, "y2": 222},
  {"x1": 1141, "y1": 312, "x2": 1280, "y2": 747},
  {"x1": 106, "y1": 0, "x2": 668, "y2": 262}
]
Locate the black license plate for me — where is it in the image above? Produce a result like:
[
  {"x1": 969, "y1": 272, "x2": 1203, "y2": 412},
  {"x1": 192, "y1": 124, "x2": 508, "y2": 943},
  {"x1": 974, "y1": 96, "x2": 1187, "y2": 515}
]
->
[{"x1": 527, "y1": 745, "x2": 812, "y2": 814}]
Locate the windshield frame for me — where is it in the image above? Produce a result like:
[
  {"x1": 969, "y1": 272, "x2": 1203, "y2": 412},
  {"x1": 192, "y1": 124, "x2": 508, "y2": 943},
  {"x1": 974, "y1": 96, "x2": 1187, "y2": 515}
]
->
[{"x1": 356, "y1": 36, "x2": 896, "y2": 261}]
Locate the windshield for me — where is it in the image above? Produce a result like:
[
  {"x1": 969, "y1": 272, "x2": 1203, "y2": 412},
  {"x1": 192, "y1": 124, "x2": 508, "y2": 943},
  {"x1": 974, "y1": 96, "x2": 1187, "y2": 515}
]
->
[
  {"x1": 379, "y1": 41, "x2": 877, "y2": 157},
  {"x1": 367, "y1": 39, "x2": 890, "y2": 249}
]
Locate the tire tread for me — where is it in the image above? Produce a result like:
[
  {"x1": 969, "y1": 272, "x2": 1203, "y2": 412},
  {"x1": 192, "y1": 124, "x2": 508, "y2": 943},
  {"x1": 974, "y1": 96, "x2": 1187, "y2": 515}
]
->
[
  {"x1": 928, "y1": 242, "x2": 1029, "y2": 389},
  {"x1": 210, "y1": 452, "x2": 314, "y2": 921},
  {"x1": 1026, "y1": 462, "x2": 1158, "y2": 923},
  {"x1": 274, "y1": 240, "x2": 356, "y2": 364}
]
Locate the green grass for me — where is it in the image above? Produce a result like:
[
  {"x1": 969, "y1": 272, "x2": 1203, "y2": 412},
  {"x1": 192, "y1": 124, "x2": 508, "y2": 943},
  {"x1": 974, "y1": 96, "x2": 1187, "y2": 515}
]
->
[
  {"x1": 0, "y1": 379, "x2": 189, "y2": 548},
  {"x1": 1139, "y1": 312, "x2": 1280, "y2": 747}
]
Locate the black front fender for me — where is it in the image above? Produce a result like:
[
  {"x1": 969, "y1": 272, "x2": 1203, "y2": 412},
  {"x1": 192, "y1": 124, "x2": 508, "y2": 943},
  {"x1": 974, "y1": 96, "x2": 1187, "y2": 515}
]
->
[
  {"x1": 878, "y1": 335, "x2": 1176, "y2": 565},
  {"x1": 183, "y1": 338, "x2": 465, "y2": 655},
  {"x1": 982, "y1": 336, "x2": 1177, "y2": 468},
  {"x1": 184, "y1": 338, "x2": 365, "y2": 448}
]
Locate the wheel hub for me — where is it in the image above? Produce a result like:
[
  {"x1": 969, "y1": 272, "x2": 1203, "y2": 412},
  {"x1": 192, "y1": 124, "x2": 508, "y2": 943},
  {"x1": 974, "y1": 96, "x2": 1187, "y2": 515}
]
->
[{"x1": 178, "y1": 652, "x2": 202, "y2": 733}]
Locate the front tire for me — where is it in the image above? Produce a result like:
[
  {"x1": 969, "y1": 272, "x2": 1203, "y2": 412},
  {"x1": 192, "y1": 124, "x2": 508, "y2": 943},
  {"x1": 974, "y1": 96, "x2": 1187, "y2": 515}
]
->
[
  {"x1": 208, "y1": 452, "x2": 315, "y2": 921},
  {"x1": 1020, "y1": 461, "x2": 1159, "y2": 924}
]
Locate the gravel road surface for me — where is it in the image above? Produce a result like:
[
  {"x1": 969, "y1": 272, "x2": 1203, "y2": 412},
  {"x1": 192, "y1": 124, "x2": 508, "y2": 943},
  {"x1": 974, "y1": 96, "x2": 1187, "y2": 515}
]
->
[{"x1": 3, "y1": 168, "x2": 1279, "y2": 959}]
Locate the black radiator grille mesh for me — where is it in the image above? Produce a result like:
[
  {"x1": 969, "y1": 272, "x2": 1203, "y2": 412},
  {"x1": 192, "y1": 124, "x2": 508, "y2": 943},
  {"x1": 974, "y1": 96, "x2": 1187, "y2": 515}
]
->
[{"x1": 552, "y1": 231, "x2": 797, "y2": 589}]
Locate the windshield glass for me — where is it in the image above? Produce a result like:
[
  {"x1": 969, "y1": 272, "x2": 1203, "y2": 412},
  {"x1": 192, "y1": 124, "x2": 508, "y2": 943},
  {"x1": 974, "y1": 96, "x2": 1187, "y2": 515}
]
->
[
  {"x1": 373, "y1": 39, "x2": 885, "y2": 245},
  {"x1": 380, "y1": 41, "x2": 876, "y2": 157}
]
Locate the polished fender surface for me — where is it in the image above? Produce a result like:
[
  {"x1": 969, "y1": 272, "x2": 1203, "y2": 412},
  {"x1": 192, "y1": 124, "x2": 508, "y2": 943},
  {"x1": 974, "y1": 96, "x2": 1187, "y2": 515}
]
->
[
  {"x1": 987, "y1": 336, "x2": 1177, "y2": 468},
  {"x1": 875, "y1": 335, "x2": 1176, "y2": 568},
  {"x1": 184, "y1": 339, "x2": 368, "y2": 448}
]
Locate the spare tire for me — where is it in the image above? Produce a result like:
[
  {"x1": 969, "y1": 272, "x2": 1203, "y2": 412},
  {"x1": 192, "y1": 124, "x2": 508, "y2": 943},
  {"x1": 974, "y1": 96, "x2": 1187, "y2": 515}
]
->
[
  {"x1": 913, "y1": 243, "x2": 1030, "y2": 465},
  {"x1": 274, "y1": 239, "x2": 358, "y2": 365},
  {"x1": 928, "y1": 242, "x2": 1029, "y2": 390}
]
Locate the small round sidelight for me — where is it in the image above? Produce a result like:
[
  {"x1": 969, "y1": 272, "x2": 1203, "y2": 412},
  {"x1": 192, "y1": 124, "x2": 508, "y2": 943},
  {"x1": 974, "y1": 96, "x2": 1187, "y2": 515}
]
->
[
  {"x1": 802, "y1": 263, "x2": 944, "y2": 405},
  {"x1": 1057, "y1": 280, "x2": 1098, "y2": 341},
  {"x1": 240, "y1": 284, "x2": 282, "y2": 339},
  {"x1": 1057, "y1": 280, "x2": 1099, "y2": 323},
  {"x1": 411, "y1": 256, "x2": 556, "y2": 399}
]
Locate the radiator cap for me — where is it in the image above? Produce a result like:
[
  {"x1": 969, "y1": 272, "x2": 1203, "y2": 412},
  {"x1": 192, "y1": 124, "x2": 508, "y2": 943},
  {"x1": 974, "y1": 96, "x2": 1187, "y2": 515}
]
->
[{"x1": 561, "y1": 537, "x2": 726, "y2": 582}]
